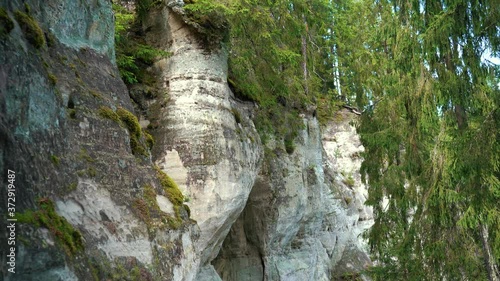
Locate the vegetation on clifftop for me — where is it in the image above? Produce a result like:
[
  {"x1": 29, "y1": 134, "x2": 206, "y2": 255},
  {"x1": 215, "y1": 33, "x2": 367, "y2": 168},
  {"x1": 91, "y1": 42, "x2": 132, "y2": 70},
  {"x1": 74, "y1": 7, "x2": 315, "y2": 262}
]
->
[{"x1": 113, "y1": 3, "x2": 170, "y2": 85}]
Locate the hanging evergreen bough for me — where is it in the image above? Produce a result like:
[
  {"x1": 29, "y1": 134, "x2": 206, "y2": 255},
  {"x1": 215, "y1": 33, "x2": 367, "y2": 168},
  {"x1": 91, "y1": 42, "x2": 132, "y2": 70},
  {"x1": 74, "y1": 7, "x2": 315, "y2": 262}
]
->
[{"x1": 352, "y1": 0, "x2": 500, "y2": 280}]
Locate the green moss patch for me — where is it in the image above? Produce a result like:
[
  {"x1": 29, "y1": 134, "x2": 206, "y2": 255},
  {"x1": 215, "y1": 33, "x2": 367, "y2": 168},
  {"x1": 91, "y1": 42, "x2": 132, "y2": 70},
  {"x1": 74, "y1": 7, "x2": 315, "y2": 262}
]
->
[
  {"x1": 143, "y1": 130, "x2": 155, "y2": 150},
  {"x1": 117, "y1": 107, "x2": 149, "y2": 157},
  {"x1": 97, "y1": 106, "x2": 149, "y2": 157},
  {"x1": 98, "y1": 106, "x2": 121, "y2": 123},
  {"x1": 14, "y1": 10, "x2": 46, "y2": 48},
  {"x1": 68, "y1": 108, "x2": 77, "y2": 119},
  {"x1": 155, "y1": 166, "x2": 184, "y2": 206},
  {"x1": 78, "y1": 148, "x2": 95, "y2": 163},
  {"x1": 48, "y1": 73, "x2": 57, "y2": 85},
  {"x1": 0, "y1": 8, "x2": 14, "y2": 35},
  {"x1": 50, "y1": 155, "x2": 60, "y2": 166},
  {"x1": 133, "y1": 184, "x2": 184, "y2": 230},
  {"x1": 284, "y1": 134, "x2": 296, "y2": 154},
  {"x1": 117, "y1": 107, "x2": 141, "y2": 137},
  {"x1": 16, "y1": 198, "x2": 84, "y2": 255}
]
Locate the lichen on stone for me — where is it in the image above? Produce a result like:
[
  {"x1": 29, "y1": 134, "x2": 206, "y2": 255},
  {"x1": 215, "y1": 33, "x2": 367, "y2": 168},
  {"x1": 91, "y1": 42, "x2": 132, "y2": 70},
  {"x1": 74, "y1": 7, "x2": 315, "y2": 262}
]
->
[{"x1": 14, "y1": 9, "x2": 46, "y2": 48}]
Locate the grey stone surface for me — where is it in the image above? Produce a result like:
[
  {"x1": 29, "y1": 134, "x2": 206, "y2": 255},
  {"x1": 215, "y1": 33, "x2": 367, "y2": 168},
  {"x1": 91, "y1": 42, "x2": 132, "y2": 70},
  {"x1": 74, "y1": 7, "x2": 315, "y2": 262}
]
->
[
  {"x1": 214, "y1": 115, "x2": 373, "y2": 280},
  {"x1": 0, "y1": 2, "x2": 372, "y2": 280}
]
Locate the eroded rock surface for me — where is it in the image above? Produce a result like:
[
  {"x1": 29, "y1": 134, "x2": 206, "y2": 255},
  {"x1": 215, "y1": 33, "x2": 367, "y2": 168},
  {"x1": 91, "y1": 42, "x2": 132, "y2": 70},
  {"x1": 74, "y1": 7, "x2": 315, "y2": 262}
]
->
[
  {"x1": 214, "y1": 115, "x2": 373, "y2": 281},
  {"x1": 146, "y1": 5, "x2": 263, "y2": 278},
  {"x1": 1, "y1": 1, "x2": 371, "y2": 280}
]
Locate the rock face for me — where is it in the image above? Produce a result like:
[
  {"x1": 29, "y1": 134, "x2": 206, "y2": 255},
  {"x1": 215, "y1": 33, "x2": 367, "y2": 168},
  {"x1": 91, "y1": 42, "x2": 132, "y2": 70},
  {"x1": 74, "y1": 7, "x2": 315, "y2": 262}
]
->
[
  {"x1": 1, "y1": 1, "x2": 196, "y2": 280},
  {"x1": 1, "y1": 1, "x2": 371, "y2": 280},
  {"x1": 1, "y1": 0, "x2": 115, "y2": 60},
  {"x1": 144, "y1": 3, "x2": 262, "y2": 279},
  {"x1": 213, "y1": 114, "x2": 373, "y2": 281}
]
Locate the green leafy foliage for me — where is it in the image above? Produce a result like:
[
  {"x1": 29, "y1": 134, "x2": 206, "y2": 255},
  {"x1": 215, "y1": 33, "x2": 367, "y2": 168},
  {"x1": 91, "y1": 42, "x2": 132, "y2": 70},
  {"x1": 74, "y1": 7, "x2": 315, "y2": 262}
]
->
[
  {"x1": 117, "y1": 1, "x2": 499, "y2": 277},
  {"x1": 113, "y1": 3, "x2": 170, "y2": 85},
  {"x1": 342, "y1": 0, "x2": 500, "y2": 279},
  {"x1": 183, "y1": 0, "x2": 338, "y2": 139},
  {"x1": 184, "y1": 0, "x2": 232, "y2": 44}
]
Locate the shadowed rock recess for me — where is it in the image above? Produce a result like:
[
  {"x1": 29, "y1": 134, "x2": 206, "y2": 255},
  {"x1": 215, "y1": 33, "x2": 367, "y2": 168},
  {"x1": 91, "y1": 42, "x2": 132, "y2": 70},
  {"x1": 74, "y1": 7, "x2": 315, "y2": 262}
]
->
[{"x1": 0, "y1": 1, "x2": 372, "y2": 280}]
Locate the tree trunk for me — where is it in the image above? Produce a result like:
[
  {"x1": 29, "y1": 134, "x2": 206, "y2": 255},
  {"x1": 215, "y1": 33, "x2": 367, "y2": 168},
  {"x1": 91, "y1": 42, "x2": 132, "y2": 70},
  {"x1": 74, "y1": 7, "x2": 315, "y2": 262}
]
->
[
  {"x1": 302, "y1": 14, "x2": 309, "y2": 96},
  {"x1": 480, "y1": 223, "x2": 500, "y2": 281}
]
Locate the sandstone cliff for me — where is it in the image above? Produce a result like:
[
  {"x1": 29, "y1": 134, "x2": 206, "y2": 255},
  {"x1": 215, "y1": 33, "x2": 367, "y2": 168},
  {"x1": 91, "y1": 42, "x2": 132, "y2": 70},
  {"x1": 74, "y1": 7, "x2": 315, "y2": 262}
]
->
[{"x1": 0, "y1": 1, "x2": 372, "y2": 280}]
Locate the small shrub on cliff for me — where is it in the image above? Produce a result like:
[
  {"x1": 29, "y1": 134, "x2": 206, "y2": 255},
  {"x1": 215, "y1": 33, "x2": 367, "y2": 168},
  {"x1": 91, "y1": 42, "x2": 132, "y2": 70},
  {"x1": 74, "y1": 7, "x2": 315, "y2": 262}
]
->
[
  {"x1": 113, "y1": 3, "x2": 170, "y2": 85},
  {"x1": 14, "y1": 9, "x2": 45, "y2": 48},
  {"x1": 184, "y1": 0, "x2": 232, "y2": 45}
]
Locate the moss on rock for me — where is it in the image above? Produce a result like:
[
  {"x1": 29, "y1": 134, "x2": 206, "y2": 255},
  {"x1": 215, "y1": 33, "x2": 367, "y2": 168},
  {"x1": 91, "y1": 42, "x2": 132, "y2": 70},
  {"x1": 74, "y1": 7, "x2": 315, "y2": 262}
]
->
[
  {"x1": 14, "y1": 9, "x2": 46, "y2": 48},
  {"x1": 0, "y1": 8, "x2": 14, "y2": 35},
  {"x1": 154, "y1": 166, "x2": 184, "y2": 206},
  {"x1": 231, "y1": 108, "x2": 241, "y2": 124},
  {"x1": 16, "y1": 198, "x2": 84, "y2": 255},
  {"x1": 50, "y1": 155, "x2": 60, "y2": 166},
  {"x1": 117, "y1": 107, "x2": 150, "y2": 157},
  {"x1": 117, "y1": 107, "x2": 141, "y2": 137},
  {"x1": 98, "y1": 106, "x2": 121, "y2": 123},
  {"x1": 48, "y1": 73, "x2": 58, "y2": 85},
  {"x1": 284, "y1": 134, "x2": 296, "y2": 154},
  {"x1": 98, "y1": 107, "x2": 149, "y2": 157},
  {"x1": 143, "y1": 130, "x2": 155, "y2": 150}
]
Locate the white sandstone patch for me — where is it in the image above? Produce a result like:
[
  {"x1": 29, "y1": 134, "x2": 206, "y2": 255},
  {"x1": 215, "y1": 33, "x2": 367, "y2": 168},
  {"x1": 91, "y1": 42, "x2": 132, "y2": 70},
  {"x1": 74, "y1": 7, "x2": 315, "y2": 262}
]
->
[
  {"x1": 55, "y1": 179, "x2": 153, "y2": 265},
  {"x1": 156, "y1": 194, "x2": 175, "y2": 214}
]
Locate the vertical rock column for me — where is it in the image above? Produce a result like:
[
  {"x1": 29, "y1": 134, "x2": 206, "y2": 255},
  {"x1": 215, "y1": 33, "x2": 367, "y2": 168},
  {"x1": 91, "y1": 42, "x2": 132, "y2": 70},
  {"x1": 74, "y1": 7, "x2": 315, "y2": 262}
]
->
[{"x1": 147, "y1": 5, "x2": 262, "y2": 279}]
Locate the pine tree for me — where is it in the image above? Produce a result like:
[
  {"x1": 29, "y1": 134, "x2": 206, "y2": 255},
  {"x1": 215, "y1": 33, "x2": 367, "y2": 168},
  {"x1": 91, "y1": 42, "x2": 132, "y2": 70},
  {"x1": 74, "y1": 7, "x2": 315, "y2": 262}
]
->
[{"x1": 354, "y1": 0, "x2": 500, "y2": 280}]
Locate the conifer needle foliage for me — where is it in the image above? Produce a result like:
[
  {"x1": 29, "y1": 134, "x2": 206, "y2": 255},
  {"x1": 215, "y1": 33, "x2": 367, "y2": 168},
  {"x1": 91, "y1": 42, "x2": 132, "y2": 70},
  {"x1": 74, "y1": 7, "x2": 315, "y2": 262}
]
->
[{"x1": 351, "y1": 1, "x2": 500, "y2": 280}]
